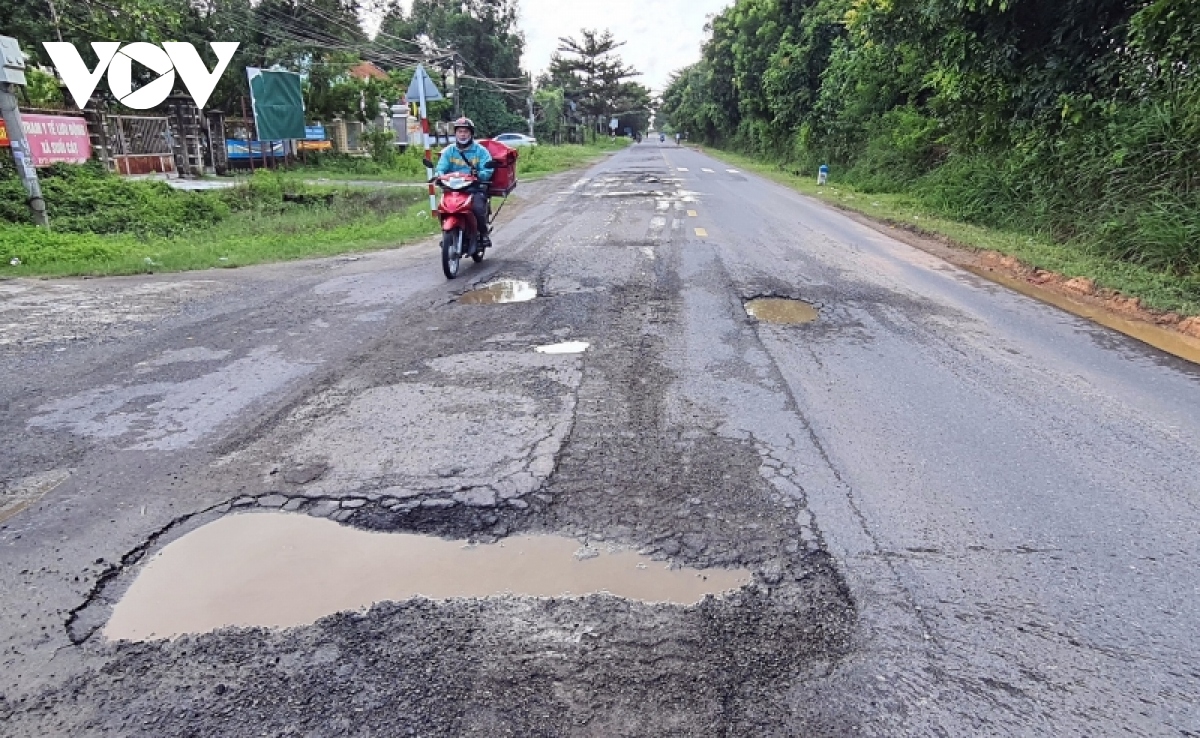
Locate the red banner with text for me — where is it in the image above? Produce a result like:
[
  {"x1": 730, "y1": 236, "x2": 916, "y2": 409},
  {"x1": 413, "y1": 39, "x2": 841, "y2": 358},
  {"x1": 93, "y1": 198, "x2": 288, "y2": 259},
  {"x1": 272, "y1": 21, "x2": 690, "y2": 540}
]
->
[{"x1": 0, "y1": 113, "x2": 92, "y2": 165}]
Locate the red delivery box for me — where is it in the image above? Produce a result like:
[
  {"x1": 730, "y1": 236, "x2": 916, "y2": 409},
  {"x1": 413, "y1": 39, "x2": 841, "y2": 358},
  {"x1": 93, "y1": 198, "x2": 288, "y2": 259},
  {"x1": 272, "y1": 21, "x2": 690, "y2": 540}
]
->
[{"x1": 479, "y1": 139, "x2": 518, "y2": 197}]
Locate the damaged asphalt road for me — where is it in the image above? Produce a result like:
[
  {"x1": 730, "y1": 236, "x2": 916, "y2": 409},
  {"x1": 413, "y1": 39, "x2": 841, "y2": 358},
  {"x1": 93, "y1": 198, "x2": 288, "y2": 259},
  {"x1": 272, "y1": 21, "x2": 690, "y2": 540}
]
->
[{"x1": 2, "y1": 143, "x2": 1200, "y2": 736}]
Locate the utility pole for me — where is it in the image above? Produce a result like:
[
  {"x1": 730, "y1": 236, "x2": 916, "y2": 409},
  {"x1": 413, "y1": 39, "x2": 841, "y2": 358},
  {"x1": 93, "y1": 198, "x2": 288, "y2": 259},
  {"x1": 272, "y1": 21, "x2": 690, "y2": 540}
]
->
[
  {"x1": 452, "y1": 56, "x2": 461, "y2": 119},
  {"x1": 0, "y1": 37, "x2": 49, "y2": 228},
  {"x1": 527, "y1": 92, "x2": 535, "y2": 138},
  {"x1": 46, "y1": 0, "x2": 65, "y2": 42}
]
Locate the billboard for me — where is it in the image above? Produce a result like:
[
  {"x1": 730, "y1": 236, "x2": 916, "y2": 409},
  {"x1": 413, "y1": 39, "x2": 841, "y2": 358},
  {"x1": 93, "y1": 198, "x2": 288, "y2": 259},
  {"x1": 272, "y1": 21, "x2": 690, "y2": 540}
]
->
[
  {"x1": 0, "y1": 113, "x2": 92, "y2": 165},
  {"x1": 246, "y1": 68, "x2": 305, "y2": 140}
]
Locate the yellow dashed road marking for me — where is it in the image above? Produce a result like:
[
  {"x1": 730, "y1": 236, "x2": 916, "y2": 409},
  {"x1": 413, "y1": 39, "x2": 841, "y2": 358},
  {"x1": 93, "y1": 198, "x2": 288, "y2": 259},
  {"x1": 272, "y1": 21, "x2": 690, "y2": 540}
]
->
[{"x1": 694, "y1": 228, "x2": 708, "y2": 237}]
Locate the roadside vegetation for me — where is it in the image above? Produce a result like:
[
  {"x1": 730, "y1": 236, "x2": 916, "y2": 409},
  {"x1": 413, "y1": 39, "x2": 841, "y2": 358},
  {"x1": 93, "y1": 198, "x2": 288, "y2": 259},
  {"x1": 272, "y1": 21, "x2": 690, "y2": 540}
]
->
[
  {"x1": 0, "y1": 162, "x2": 437, "y2": 277},
  {"x1": 660, "y1": 0, "x2": 1200, "y2": 316}
]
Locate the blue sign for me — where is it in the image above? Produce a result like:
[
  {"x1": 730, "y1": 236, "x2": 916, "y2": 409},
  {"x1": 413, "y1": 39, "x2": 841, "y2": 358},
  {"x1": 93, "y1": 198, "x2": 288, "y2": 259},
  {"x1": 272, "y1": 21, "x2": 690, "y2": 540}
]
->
[
  {"x1": 226, "y1": 139, "x2": 286, "y2": 160},
  {"x1": 304, "y1": 125, "x2": 325, "y2": 141}
]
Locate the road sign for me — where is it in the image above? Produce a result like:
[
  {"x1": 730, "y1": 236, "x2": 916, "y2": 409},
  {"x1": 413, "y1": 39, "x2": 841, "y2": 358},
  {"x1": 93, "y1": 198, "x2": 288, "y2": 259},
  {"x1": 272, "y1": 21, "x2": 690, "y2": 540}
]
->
[
  {"x1": 609, "y1": 118, "x2": 618, "y2": 131},
  {"x1": 409, "y1": 64, "x2": 442, "y2": 215},
  {"x1": 407, "y1": 65, "x2": 443, "y2": 103}
]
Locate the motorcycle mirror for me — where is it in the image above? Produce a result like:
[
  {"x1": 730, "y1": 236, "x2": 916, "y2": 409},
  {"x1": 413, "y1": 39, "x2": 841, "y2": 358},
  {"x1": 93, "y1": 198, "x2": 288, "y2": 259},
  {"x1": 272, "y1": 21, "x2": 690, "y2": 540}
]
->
[{"x1": 423, "y1": 158, "x2": 435, "y2": 168}]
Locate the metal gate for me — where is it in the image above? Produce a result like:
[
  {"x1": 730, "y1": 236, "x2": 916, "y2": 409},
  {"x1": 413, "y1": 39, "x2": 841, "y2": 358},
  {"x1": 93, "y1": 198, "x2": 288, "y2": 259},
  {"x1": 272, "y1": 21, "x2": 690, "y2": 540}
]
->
[{"x1": 107, "y1": 115, "x2": 175, "y2": 175}]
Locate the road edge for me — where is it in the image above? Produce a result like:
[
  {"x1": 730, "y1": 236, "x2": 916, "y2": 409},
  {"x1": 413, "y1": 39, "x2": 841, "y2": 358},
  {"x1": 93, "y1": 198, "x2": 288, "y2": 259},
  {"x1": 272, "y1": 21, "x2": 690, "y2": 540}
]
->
[{"x1": 696, "y1": 146, "x2": 1200, "y2": 366}]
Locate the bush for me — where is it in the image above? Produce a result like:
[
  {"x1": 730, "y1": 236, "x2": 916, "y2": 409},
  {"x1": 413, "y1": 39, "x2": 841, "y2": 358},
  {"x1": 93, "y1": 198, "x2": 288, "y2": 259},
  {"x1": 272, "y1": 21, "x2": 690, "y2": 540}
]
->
[
  {"x1": 844, "y1": 107, "x2": 942, "y2": 193},
  {"x1": 360, "y1": 126, "x2": 397, "y2": 167},
  {"x1": 0, "y1": 162, "x2": 229, "y2": 235}
]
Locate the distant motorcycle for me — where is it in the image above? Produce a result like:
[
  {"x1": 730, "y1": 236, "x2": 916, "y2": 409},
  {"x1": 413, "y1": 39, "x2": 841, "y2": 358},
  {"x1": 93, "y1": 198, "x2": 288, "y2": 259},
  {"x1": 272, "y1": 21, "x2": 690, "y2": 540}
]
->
[{"x1": 659, "y1": 133, "x2": 665, "y2": 143}]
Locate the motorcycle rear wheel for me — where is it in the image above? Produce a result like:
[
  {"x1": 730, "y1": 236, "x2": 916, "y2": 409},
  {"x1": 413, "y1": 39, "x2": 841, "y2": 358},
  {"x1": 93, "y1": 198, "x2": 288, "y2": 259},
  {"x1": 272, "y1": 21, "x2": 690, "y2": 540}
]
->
[{"x1": 442, "y1": 229, "x2": 462, "y2": 279}]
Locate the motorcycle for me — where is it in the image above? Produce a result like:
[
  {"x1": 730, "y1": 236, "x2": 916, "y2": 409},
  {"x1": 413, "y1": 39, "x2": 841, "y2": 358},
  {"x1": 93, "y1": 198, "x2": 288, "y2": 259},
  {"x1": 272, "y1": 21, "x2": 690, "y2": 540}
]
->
[
  {"x1": 424, "y1": 159, "x2": 498, "y2": 279},
  {"x1": 659, "y1": 133, "x2": 665, "y2": 143}
]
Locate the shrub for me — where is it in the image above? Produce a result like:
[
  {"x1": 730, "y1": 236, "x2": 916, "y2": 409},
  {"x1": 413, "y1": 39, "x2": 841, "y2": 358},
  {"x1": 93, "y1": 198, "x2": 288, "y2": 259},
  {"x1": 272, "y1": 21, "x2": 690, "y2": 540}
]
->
[{"x1": 0, "y1": 162, "x2": 229, "y2": 235}]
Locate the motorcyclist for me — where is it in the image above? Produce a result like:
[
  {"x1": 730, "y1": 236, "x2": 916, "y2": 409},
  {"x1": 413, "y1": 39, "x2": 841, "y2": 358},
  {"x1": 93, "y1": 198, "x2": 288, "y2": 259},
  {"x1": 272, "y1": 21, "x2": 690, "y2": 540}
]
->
[{"x1": 435, "y1": 117, "x2": 494, "y2": 248}]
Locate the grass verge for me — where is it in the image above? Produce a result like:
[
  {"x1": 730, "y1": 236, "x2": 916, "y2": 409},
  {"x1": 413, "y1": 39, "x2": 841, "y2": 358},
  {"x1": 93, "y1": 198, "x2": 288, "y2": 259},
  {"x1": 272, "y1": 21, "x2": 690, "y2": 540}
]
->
[
  {"x1": 705, "y1": 147, "x2": 1200, "y2": 317},
  {"x1": 1, "y1": 187, "x2": 438, "y2": 278}
]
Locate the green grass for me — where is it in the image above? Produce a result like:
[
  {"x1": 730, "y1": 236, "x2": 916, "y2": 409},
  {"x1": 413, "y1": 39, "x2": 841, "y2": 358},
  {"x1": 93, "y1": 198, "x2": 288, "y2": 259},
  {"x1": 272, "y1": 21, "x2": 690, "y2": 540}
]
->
[
  {"x1": 705, "y1": 147, "x2": 1200, "y2": 316},
  {"x1": 1, "y1": 189, "x2": 439, "y2": 278}
]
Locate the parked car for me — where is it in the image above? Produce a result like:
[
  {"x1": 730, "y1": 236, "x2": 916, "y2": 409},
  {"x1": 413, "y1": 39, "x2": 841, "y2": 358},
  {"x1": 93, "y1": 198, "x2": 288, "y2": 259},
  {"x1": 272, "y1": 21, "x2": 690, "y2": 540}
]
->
[{"x1": 492, "y1": 132, "x2": 538, "y2": 148}]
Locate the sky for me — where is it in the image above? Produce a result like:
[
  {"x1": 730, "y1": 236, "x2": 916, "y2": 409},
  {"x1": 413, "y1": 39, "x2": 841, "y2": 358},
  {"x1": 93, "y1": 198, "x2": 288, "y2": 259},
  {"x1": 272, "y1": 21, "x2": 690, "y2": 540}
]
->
[
  {"x1": 516, "y1": 0, "x2": 732, "y2": 93},
  {"x1": 371, "y1": 0, "x2": 733, "y2": 94}
]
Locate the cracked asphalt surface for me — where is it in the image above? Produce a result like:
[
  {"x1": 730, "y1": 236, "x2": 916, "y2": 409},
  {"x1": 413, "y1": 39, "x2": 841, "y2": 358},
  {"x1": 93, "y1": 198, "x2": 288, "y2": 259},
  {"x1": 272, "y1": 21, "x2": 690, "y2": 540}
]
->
[{"x1": 2, "y1": 142, "x2": 1199, "y2": 736}]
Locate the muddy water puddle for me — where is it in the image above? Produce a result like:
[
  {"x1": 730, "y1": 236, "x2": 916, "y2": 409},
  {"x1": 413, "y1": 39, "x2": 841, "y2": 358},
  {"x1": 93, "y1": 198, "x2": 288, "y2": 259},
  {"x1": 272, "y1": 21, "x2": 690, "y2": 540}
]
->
[
  {"x1": 105, "y1": 513, "x2": 750, "y2": 641},
  {"x1": 745, "y1": 298, "x2": 819, "y2": 324},
  {"x1": 459, "y1": 279, "x2": 537, "y2": 304}
]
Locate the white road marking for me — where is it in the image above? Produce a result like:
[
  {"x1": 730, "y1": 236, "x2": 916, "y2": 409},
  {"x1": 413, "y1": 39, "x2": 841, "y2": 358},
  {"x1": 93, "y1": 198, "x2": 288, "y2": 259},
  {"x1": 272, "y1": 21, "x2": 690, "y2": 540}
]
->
[
  {"x1": 727, "y1": 169, "x2": 739, "y2": 173},
  {"x1": 676, "y1": 167, "x2": 689, "y2": 172},
  {"x1": 702, "y1": 168, "x2": 714, "y2": 173}
]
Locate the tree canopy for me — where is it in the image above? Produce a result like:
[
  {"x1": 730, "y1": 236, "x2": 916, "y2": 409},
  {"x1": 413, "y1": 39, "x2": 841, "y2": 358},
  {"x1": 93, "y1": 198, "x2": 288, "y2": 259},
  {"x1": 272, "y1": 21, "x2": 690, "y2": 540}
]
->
[
  {"x1": 541, "y1": 29, "x2": 652, "y2": 137},
  {"x1": 659, "y1": 0, "x2": 1200, "y2": 275}
]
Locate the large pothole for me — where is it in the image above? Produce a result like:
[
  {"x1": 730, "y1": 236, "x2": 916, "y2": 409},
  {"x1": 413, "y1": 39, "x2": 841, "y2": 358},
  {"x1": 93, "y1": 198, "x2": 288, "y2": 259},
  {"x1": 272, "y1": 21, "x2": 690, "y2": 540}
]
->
[
  {"x1": 104, "y1": 512, "x2": 751, "y2": 641},
  {"x1": 745, "y1": 297, "x2": 820, "y2": 324},
  {"x1": 458, "y1": 279, "x2": 537, "y2": 304}
]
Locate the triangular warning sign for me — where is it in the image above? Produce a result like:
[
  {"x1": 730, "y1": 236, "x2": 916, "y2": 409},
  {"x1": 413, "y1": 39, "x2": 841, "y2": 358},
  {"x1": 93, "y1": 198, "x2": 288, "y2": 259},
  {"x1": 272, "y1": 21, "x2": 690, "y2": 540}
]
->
[{"x1": 406, "y1": 64, "x2": 443, "y2": 102}]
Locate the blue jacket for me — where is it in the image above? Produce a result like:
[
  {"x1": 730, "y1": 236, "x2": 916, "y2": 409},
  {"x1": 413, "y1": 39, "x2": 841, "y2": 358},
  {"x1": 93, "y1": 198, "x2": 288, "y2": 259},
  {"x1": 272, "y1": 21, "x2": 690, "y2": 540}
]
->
[{"x1": 435, "y1": 140, "x2": 493, "y2": 182}]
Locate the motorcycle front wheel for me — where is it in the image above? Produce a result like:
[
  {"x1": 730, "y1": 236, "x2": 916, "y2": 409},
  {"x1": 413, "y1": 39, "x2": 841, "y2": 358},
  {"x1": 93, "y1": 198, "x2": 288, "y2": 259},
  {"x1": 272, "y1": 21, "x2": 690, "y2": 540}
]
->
[{"x1": 441, "y1": 229, "x2": 462, "y2": 279}]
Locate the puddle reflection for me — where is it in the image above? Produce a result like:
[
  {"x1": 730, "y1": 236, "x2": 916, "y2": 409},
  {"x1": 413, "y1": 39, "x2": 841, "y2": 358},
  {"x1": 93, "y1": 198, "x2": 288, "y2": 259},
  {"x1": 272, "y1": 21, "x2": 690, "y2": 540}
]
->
[
  {"x1": 104, "y1": 513, "x2": 750, "y2": 641},
  {"x1": 459, "y1": 279, "x2": 537, "y2": 305},
  {"x1": 745, "y1": 298, "x2": 819, "y2": 325}
]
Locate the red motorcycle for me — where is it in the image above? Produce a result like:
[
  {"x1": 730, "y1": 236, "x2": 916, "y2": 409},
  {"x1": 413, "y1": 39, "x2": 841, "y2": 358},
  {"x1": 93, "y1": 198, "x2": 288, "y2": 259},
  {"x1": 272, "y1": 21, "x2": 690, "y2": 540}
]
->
[
  {"x1": 425, "y1": 141, "x2": 519, "y2": 280},
  {"x1": 428, "y1": 166, "x2": 494, "y2": 279}
]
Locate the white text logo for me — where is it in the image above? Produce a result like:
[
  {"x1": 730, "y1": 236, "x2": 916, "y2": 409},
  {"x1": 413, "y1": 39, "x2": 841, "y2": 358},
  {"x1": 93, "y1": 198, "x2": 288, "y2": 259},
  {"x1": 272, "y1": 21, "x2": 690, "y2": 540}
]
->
[{"x1": 43, "y1": 42, "x2": 239, "y2": 109}]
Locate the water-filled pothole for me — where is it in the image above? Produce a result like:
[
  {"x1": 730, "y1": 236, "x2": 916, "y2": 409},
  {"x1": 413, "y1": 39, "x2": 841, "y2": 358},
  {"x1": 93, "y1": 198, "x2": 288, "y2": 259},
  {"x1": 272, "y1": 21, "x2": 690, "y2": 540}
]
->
[
  {"x1": 104, "y1": 513, "x2": 751, "y2": 641},
  {"x1": 459, "y1": 279, "x2": 537, "y2": 304},
  {"x1": 745, "y1": 298, "x2": 819, "y2": 324}
]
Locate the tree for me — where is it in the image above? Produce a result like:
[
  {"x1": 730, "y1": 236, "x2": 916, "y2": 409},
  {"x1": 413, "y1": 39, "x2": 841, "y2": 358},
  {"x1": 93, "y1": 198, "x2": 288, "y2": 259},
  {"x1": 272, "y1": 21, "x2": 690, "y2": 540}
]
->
[{"x1": 548, "y1": 29, "x2": 650, "y2": 138}]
